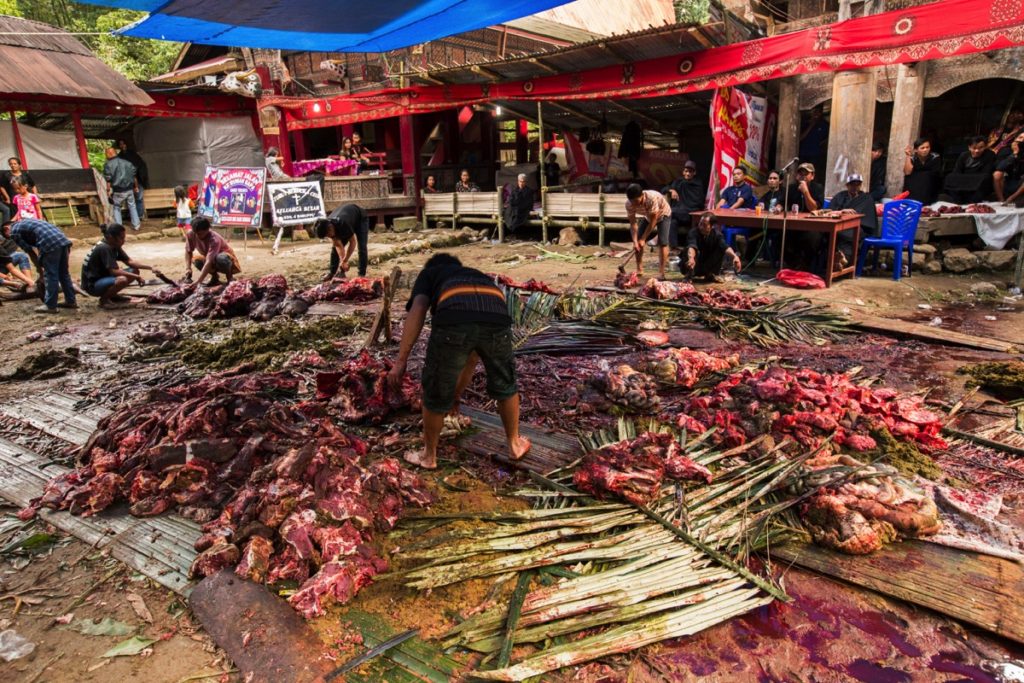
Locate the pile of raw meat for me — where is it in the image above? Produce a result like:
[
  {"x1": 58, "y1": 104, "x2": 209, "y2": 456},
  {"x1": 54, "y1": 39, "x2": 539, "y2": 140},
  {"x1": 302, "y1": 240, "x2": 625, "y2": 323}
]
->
[
  {"x1": 639, "y1": 279, "x2": 772, "y2": 310},
  {"x1": 315, "y1": 351, "x2": 419, "y2": 424},
  {"x1": 920, "y1": 203, "x2": 995, "y2": 217},
  {"x1": 589, "y1": 363, "x2": 661, "y2": 413},
  {"x1": 574, "y1": 432, "x2": 712, "y2": 506},
  {"x1": 147, "y1": 274, "x2": 383, "y2": 320},
  {"x1": 613, "y1": 271, "x2": 640, "y2": 289},
  {"x1": 493, "y1": 274, "x2": 558, "y2": 294},
  {"x1": 675, "y1": 366, "x2": 947, "y2": 453},
  {"x1": 19, "y1": 366, "x2": 432, "y2": 618},
  {"x1": 800, "y1": 454, "x2": 940, "y2": 554},
  {"x1": 646, "y1": 348, "x2": 739, "y2": 388}
]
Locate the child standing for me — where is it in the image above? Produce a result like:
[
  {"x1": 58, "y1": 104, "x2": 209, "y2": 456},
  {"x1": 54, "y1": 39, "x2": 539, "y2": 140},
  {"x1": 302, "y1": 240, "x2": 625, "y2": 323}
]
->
[
  {"x1": 11, "y1": 179, "x2": 41, "y2": 221},
  {"x1": 174, "y1": 185, "x2": 192, "y2": 235}
]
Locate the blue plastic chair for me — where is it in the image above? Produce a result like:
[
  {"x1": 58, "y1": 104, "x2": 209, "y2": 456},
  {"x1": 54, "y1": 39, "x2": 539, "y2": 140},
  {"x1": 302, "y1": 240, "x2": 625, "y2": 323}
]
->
[{"x1": 855, "y1": 199, "x2": 923, "y2": 281}]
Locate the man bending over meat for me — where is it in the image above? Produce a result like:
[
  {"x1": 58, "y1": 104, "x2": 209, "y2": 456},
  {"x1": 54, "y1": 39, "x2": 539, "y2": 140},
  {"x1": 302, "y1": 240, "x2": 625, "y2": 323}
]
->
[
  {"x1": 682, "y1": 213, "x2": 742, "y2": 282},
  {"x1": 388, "y1": 253, "x2": 531, "y2": 469},
  {"x1": 626, "y1": 183, "x2": 672, "y2": 280},
  {"x1": 184, "y1": 216, "x2": 240, "y2": 288},
  {"x1": 312, "y1": 203, "x2": 369, "y2": 279}
]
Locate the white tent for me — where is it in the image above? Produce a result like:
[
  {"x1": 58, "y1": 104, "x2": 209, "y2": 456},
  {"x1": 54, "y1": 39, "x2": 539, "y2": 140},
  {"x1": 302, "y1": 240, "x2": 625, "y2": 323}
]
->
[
  {"x1": 134, "y1": 117, "x2": 263, "y2": 188},
  {"x1": 0, "y1": 121, "x2": 80, "y2": 169}
]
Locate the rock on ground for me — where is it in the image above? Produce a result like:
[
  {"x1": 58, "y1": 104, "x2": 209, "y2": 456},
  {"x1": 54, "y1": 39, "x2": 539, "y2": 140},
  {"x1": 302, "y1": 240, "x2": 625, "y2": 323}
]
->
[
  {"x1": 942, "y1": 248, "x2": 979, "y2": 273},
  {"x1": 557, "y1": 227, "x2": 583, "y2": 246},
  {"x1": 977, "y1": 250, "x2": 1016, "y2": 271}
]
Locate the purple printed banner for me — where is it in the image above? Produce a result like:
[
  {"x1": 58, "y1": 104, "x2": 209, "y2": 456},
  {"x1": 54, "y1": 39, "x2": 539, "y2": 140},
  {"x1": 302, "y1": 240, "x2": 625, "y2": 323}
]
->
[{"x1": 198, "y1": 166, "x2": 267, "y2": 228}]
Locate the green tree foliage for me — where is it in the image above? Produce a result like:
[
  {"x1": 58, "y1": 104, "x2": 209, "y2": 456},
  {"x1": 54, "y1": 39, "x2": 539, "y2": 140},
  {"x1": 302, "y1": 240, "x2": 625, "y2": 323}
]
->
[{"x1": 0, "y1": 0, "x2": 180, "y2": 80}]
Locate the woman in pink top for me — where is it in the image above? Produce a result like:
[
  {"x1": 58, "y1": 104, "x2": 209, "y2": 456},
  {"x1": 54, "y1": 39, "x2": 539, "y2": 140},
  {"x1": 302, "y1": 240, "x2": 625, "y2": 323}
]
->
[{"x1": 11, "y1": 179, "x2": 41, "y2": 221}]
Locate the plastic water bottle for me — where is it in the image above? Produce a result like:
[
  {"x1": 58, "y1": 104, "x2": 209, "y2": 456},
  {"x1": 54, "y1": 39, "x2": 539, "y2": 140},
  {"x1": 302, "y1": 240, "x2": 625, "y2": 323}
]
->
[{"x1": 791, "y1": 204, "x2": 800, "y2": 215}]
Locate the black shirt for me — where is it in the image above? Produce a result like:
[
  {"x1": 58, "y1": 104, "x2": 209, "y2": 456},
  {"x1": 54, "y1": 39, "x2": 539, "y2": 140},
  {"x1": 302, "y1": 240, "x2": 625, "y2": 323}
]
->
[
  {"x1": 408, "y1": 264, "x2": 511, "y2": 327},
  {"x1": 829, "y1": 190, "x2": 877, "y2": 234},
  {"x1": 328, "y1": 204, "x2": 364, "y2": 241},
  {"x1": 759, "y1": 188, "x2": 784, "y2": 212},
  {"x1": 687, "y1": 227, "x2": 728, "y2": 255},
  {"x1": 903, "y1": 153, "x2": 942, "y2": 204},
  {"x1": 786, "y1": 181, "x2": 825, "y2": 212},
  {"x1": 664, "y1": 177, "x2": 705, "y2": 217},
  {"x1": 1, "y1": 171, "x2": 35, "y2": 202},
  {"x1": 544, "y1": 161, "x2": 560, "y2": 187},
  {"x1": 870, "y1": 156, "x2": 887, "y2": 195},
  {"x1": 997, "y1": 151, "x2": 1024, "y2": 180},
  {"x1": 81, "y1": 240, "x2": 129, "y2": 290}
]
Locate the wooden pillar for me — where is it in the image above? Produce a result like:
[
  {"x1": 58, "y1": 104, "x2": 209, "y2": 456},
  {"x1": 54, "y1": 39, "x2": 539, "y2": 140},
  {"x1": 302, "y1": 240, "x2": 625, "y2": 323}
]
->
[
  {"x1": 824, "y1": 69, "x2": 877, "y2": 196},
  {"x1": 71, "y1": 112, "x2": 90, "y2": 169},
  {"x1": 775, "y1": 79, "x2": 799, "y2": 172},
  {"x1": 399, "y1": 114, "x2": 420, "y2": 214},
  {"x1": 886, "y1": 62, "x2": 929, "y2": 197},
  {"x1": 538, "y1": 101, "x2": 548, "y2": 244},
  {"x1": 9, "y1": 111, "x2": 27, "y2": 167}
]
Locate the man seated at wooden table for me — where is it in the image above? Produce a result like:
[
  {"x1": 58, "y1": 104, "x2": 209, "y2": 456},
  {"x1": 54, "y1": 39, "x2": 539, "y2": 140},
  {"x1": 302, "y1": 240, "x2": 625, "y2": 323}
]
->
[
  {"x1": 828, "y1": 173, "x2": 876, "y2": 270},
  {"x1": 682, "y1": 213, "x2": 742, "y2": 282}
]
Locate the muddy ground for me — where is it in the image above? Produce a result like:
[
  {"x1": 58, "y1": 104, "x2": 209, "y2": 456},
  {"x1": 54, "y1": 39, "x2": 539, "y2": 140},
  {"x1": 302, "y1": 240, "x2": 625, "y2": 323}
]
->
[{"x1": 0, "y1": 216, "x2": 1022, "y2": 682}]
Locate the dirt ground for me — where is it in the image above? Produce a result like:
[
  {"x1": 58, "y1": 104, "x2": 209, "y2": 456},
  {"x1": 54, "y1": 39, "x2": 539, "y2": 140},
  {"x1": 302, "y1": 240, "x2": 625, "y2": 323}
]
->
[{"x1": 0, "y1": 216, "x2": 1022, "y2": 682}]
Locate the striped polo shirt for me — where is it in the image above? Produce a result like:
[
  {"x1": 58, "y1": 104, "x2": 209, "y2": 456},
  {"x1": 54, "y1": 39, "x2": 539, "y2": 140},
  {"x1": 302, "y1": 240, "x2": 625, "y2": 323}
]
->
[{"x1": 408, "y1": 264, "x2": 511, "y2": 326}]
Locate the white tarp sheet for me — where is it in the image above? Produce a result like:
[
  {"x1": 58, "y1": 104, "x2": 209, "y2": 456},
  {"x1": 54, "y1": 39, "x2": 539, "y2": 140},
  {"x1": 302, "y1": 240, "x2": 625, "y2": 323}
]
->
[
  {"x1": 930, "y1": 201, "x2": 1024, "y2": 249},
  {"x1": 0, "y1": 121, "x2": 80, "y2": 169},
  {"x1": 134, "y1": 117, "x2": 262, "y2": 188}
]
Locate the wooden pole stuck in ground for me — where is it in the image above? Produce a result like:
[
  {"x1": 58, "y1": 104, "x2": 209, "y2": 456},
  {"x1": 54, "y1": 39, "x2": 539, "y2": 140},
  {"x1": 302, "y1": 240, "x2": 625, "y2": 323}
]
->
[{"x1": 364, "y1": 266, "x2": 402, "y2": 348}]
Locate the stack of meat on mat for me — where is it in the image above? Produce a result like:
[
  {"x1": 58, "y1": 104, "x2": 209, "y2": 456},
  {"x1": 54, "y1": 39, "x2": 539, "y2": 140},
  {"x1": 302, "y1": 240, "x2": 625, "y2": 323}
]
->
[{"x1": 147, "y1": 273, "x2": 384, "y2": 319}]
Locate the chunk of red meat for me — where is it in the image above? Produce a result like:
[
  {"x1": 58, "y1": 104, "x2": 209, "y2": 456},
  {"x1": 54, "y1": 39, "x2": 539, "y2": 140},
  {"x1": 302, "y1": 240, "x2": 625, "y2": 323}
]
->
[
  {"x1": 287, "y1": 549, "x2": 388, "y2": 619},
  {"x1": 317, "y1": 493, "x2": 374, "y2": 529},
  {"x1": 313, "y1": 522, "x2": 363, "y2": 562},
  {"x1": 66, "y1": 472, "x2": 123, "y2": 516},
  {"x1": 664, "y1": 455, "x2": 712, "y2": 483},
  {"x1": 279, "y1": 508, "x2": 320, "y2": 563},
  {"x1": 147, "y1": 284, "x2": 190, "y2": 305},
  {"x1": 189, "y1": 542, "x2": 240, "y2": 578},
  {"x1": 266, "y1": 546, "x2": 309, "y2": 585},
  {"x1": 842, "y1": 433, "x2": 877, "y2": 452},
  {"x1": 235, "y1": 536, "x2": 274, "y2": 583},
  {"x1": 212, "y1": 279, "x2": 256, "y2": 318}
]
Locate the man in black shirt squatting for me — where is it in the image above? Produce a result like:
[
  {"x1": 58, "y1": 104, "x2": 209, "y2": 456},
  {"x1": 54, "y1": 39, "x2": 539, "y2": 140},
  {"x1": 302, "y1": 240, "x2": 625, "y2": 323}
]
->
[
  {"x1": 388, "y1": 254, "x2": 531, "y2": 469},
  {"x1": 682, "y1": 213, "x2": 742, "y2": 282}
]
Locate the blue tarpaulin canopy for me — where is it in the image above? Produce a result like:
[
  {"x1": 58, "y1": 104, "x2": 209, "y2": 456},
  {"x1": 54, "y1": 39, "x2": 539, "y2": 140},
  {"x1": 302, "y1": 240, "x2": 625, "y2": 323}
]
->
[{"x1": 90, "y1": 0, "x2": 574, "y2": 52}]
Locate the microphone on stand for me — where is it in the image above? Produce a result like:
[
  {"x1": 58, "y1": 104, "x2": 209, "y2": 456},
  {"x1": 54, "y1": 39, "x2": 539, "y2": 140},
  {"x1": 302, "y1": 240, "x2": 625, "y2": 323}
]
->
[{"x1": 781, "y1": 157, "x2": 800, "y2": 173}]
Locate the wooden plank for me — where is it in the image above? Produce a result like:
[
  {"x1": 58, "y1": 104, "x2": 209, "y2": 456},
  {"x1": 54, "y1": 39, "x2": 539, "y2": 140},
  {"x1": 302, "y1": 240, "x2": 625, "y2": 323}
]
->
[
  {"x1": 849, "y1": 313, "x2": 1019, "y2": 353},
  {"x1": 458, "y1": 406, "x2": 582, "y2": 474},
  {"x1": 190, "y1": 570, "x2": 335, "y2": 683},
  {"x1": 772, "y1": 541, "x2": 1024, "y2": 644},
  {"x1": 0, "y1": 394, "x2": 109, "y2": 444},
  {"x1": 0, "y1": 436, "x2": 197, "y2": 595}
]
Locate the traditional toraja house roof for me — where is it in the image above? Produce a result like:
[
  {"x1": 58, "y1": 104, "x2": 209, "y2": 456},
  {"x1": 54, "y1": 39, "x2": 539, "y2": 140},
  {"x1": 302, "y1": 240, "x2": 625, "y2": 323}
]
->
[{"x1": 0, "y1": 15, "x2": 153, "y2": 107}]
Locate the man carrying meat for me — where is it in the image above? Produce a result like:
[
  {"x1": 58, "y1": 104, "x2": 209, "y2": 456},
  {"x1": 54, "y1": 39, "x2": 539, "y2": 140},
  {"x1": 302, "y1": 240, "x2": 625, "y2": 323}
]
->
[
  {"x1": 183, "y1": 216, "x2": 240, "y2": 288},
  {"x1": 626, "y1": 183, "x2": 672, "y2": 280},
  {"x1": 387, "y1": 253, "x2": 531, "y2": 469},
  {"x1": 312, "y1": 203, "x2": 369, "y2": 279}
]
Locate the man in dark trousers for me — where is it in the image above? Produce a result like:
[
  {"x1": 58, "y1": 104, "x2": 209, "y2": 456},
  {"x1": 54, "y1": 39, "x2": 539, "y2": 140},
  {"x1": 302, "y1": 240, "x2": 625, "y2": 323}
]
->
[
  {"x1": 663, "y1": 160, "x2": 704, "y2": 248},
  {"x1": 682, "y1": 213, "x2": 741, "y2": 282},
  {"x1": 829, "y1": 173, "x2": 877, "y2": 267},
  {"x1": 118, "y1": 139, "x2": 149, "y2": 218},
  {"x1": 387, "y1": 253, "x2": 531, "y2": 469},
  {"x1": 4, "y1": 217, "x2": 76, "y2": 313},
  {"x1": 313, "y1": 203, "x2": 369, "y2": 279}
]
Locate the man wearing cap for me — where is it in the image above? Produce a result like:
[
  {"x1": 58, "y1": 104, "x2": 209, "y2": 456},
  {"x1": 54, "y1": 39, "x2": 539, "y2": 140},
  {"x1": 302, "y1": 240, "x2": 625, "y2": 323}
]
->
[
  {"x1": 787, "y1": 163, "x2": 824, "y2": 213},
  {"x1": 829, "y1": 173, "x2": 877, "y2": 267},
  {"x1": 663, "y1": 160, "x2": 705, "y2": 248},
  {"x1": 784, "y1": 163, "x2": 826, "y2": 270}
]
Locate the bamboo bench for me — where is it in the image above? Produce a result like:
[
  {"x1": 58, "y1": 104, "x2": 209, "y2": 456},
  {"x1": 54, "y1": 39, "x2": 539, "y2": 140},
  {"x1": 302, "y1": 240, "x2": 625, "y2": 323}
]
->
[{"x1": 423, "y1": 191, "x2": 505, "y2": 237}]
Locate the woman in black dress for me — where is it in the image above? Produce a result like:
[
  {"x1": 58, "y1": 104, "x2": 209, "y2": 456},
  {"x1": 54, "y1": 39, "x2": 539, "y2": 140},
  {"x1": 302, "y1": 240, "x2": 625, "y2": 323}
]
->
[{"x1": 902, "y1": 137, "x2": 942, "y2": 204}]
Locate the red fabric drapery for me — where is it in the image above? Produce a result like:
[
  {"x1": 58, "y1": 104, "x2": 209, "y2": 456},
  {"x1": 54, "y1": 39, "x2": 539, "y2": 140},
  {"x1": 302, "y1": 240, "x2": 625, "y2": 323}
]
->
[{"x1": 277, "y1": 0, "x2": 1024, "y2": 130}]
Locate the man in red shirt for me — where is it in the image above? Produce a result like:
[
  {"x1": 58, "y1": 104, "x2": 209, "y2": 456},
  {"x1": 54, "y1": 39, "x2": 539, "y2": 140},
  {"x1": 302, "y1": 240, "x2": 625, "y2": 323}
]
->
[{"x1": 183, "y1": 216, "x2": 240, "y2": 288}]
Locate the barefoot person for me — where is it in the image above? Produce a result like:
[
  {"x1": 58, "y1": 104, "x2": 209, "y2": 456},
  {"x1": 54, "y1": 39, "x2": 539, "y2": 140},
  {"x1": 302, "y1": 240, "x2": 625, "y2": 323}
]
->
[
  {"x1": 387, "y1": 253, "x2": 531, "y2": 469},
  {"x1": 80, "y1": 223, "x2": 160, "y2": 308},
  {"x1": 625, "y1": 183, "x2": 672, "y2": 279},
  {"x1": 183, "y1": 216, "x2": 240, "y2": 288}
]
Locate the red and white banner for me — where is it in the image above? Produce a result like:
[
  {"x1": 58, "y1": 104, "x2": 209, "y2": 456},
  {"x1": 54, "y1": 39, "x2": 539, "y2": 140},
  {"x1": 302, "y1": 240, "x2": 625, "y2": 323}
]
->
[{"x1": 708, "y1": 87, "x2": 773, "y2": 206}]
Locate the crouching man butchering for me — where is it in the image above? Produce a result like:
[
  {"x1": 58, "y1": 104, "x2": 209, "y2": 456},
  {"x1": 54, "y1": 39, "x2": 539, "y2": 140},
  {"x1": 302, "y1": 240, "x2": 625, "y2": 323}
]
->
[
  {"x1": 682, "y1": 213, "x2": 742, "y2": 282},
  {"x1": 387, "y1": 253, "x2": 531, "y2": 469}
]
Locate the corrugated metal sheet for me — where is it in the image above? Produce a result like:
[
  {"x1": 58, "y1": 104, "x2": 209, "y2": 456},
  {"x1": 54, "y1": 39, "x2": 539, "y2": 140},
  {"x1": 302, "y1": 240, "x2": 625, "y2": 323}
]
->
[{"x1": 0, "y1": 15, "x2": 153, "y2": 106}]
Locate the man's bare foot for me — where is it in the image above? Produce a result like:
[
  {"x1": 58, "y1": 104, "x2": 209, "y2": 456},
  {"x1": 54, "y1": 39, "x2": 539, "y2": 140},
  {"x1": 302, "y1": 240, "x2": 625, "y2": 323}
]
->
[
  {"x1": 403, "y1": 449, "x2": 437, "y2": 469},
  {"x1": 509, "y1": 436, "x2": 532, "y2": 461}
]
